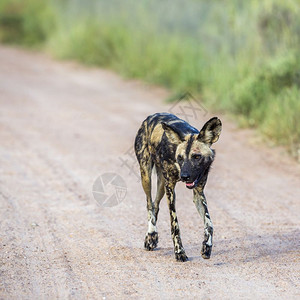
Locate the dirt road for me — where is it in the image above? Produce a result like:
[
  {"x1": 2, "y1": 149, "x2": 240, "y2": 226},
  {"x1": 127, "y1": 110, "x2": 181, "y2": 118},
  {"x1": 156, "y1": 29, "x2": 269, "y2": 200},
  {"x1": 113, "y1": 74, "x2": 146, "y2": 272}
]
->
[{"x1": 0, "y1": 45, "x2": 299, "y2": 299}]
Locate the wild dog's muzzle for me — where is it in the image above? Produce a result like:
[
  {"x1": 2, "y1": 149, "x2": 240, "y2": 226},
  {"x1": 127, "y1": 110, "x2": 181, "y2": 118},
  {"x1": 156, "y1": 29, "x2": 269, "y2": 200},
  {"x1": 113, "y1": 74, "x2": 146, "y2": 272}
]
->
[
  {"x1": 181, "y1": 164, "x2": 210, "y2": 189},
  {"x1": 183, "y1": 173, "x2": 202, "y2": 189},
  {"x1": 180, "y1": 172, "x2": 200, "y2": 189}
]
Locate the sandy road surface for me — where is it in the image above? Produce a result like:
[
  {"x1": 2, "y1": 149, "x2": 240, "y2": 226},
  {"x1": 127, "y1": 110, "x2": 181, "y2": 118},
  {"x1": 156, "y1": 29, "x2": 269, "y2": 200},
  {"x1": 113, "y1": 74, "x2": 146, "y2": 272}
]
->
[{"x1": 0, "y1": 45, "x2": 299, "y2": 299}]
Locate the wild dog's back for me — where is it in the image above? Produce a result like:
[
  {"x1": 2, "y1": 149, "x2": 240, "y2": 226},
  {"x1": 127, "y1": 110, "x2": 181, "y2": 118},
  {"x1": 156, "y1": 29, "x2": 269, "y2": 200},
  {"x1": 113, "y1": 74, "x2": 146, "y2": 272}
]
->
[{"x1": 134, "y1": 113, "x2": 198, "y2": 163}]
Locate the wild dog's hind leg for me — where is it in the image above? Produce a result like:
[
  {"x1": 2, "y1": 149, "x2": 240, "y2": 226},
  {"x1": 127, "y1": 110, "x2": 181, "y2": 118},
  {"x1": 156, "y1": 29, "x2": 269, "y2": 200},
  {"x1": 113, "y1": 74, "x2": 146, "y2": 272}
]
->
[
  {"x1": 154, "y1": 167, "x2": 165, "y2": 222},
  {"x1": 193, "y1": 189, "x2": 213, "y2": 259},
  {"x1": 165, "y1": 181, "x2": 188, "y2": 262},
  {"x1": 139, "y1": 159, "x2": 158, "y2": 251},
  {"x1": 135, "y1": 122, "x2": 158, "y2": 250},
  {"x1": 143, "y1": 167, "x2": 165, "y2": 251}
]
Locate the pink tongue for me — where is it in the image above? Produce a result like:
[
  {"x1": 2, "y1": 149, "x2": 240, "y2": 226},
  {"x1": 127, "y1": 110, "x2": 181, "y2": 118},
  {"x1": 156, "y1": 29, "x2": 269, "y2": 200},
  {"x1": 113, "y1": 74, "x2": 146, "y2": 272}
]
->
[{"x1": 186, "y1": 182, "x2": 194, "y2": 187}]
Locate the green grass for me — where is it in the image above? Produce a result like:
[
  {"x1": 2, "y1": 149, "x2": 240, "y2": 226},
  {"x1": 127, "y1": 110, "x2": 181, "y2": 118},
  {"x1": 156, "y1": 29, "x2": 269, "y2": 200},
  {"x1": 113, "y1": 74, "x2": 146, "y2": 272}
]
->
[
  {"x1": 0, "y1": 0, "x2": 299, "y2": 159},
  {"x1": 0, "y1": 0, "x2": 56, "y2": 46}
]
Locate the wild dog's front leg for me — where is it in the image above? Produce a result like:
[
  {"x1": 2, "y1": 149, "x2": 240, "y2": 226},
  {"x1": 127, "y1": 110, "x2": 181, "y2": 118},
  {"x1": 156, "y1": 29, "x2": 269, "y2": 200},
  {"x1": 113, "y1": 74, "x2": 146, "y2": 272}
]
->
[
  {"x1": 193, "y1": 189, "x2": 213, "y2": 259},
  {"x1": 165, "y1": 182, "x2": 188, "y2": 262},
  {"x1": 144, "y1": 209, "x2": 158, "y2": 251}
]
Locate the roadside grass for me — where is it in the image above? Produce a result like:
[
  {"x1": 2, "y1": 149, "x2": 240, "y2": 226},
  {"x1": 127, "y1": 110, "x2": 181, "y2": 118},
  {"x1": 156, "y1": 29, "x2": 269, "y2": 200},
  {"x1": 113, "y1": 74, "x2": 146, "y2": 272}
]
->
[
  {"x1": 0, "y1": 0, "x2": 299, "y2": 159},
  {"x1": 0, "y1": 0, "x2": 56, "y2": 47}
]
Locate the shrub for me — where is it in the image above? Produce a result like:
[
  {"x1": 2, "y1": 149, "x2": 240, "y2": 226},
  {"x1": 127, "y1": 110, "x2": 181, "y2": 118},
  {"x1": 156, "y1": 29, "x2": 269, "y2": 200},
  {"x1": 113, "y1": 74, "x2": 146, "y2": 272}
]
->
[{"x1": 0, "y1": 0, "x2": 56, "y2": 46}]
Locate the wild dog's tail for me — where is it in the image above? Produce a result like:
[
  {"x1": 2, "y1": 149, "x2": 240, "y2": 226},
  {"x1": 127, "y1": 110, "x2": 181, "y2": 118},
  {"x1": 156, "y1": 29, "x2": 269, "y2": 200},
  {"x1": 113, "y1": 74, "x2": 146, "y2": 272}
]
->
[{"x1": 134, "y1": 119, "x2": 150, "y2": 164}]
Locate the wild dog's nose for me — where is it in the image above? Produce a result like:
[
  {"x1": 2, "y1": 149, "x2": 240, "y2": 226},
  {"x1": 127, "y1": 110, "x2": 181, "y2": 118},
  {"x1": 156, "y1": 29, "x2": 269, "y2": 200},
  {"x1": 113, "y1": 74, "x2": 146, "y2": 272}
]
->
[{"x1": 180, "y1": 173, "x2": 190, "y2": 182}]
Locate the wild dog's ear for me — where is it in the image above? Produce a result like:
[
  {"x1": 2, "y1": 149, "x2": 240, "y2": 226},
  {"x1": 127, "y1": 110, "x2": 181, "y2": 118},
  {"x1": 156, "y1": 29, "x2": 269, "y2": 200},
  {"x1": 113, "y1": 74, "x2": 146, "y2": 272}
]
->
[
  {"x1": 161, "y1": 122, "x2": 184, "y2": 143},
  {"x1": 198, "y1": 117, "x2": 222, "y2": 145}
]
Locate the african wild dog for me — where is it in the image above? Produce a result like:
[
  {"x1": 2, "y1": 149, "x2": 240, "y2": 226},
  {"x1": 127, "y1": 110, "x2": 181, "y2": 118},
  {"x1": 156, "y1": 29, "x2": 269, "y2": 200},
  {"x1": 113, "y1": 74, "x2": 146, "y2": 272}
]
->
[{"x1": 134, "y1": 113, "x2": 222, "y2": 261}]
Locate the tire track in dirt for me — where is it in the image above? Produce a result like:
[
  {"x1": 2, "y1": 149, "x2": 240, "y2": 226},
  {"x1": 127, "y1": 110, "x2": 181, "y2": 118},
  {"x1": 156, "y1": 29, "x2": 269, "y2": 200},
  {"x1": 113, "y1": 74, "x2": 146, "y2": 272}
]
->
[{"x1": 0, "y1": 127, "x2": 86, "y2": 298}]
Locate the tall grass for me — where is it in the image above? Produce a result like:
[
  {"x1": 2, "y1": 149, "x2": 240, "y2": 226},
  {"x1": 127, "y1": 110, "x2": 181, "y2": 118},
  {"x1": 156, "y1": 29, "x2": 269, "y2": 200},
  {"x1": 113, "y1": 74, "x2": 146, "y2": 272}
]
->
[
  {"x1": 0, "y1": 0, "x2": 299, "y2": 159},
  {"x1": 0, "y1": 0, "x2": 56, "y2": 46}
]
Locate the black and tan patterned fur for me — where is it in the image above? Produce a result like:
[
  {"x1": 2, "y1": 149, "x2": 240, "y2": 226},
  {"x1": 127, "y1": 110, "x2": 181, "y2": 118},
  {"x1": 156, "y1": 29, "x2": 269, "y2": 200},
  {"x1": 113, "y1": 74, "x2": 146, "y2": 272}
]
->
[{"x1": 134, "y1": 113, "x2": 222, "y2": 262}]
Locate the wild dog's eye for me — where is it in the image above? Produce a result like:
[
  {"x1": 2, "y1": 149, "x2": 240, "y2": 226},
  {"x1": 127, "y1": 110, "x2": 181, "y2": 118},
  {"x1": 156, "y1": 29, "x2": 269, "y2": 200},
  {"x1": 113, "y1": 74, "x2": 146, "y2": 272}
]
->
[
  {"x1": 177, "y1": 155, "x2": 183, "y2": 163},
  {"x1": 192, "y1": 154, "x2": 201, "y2": 160}
]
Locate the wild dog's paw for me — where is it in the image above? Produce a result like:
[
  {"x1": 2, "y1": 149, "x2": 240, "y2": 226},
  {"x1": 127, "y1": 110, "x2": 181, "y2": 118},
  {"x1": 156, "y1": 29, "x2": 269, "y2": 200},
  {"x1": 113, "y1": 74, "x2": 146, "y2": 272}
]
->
[
  {"x1": 175, "y1": 251, "x2": 188, "y2": 262},
  {"x1": 201, "y1": 242, "x2": 212, "y2": 259},
  {"x1": 144, "y1": 232, "x2": 158, "y2": 251}
]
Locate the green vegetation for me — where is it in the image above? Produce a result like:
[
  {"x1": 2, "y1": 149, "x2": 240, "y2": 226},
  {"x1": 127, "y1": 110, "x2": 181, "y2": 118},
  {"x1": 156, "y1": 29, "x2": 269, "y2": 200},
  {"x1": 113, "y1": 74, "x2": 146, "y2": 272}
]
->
[
  {"x1": 0, "y1": 0, "x2": 299, "y2": 158},
  {"x1": 0, "y1": 0, "x2": 56, "y2": 46}
]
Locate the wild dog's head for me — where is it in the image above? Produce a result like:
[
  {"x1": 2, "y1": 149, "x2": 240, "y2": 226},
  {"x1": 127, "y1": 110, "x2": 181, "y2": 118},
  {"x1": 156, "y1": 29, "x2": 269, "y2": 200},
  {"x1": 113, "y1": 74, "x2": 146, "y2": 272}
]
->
[{"x1": 162, "y1": 117, "x2": 222, "y2": 189}]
